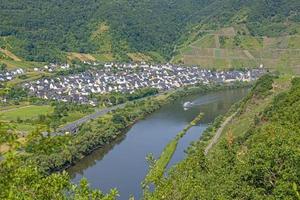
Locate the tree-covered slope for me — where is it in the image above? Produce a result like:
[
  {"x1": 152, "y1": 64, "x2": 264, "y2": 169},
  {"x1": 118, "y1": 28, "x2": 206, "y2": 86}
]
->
[
  {"x1": 144, "y1": 75, "x2": 300, "y2": 199},
  {"x1": 0, "y1": 0, "x2": 210, "y2": 62},
  {"x1": 0, "y1": 0, "x2": 299, "y2": 62}
]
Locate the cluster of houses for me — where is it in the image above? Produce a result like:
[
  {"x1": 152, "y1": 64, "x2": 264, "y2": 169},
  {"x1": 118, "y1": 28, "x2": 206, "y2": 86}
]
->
[
  {"x1": 33, "y1": 63, "x2": 70, "y2": 73},
  {"x1": 0, "y1": 68, "x2": 25, "y2": 82},
  {"x1": 0, "y1": 63, "x2": 71, "y2": 83},
  {"x1": 23, "y1": 63, "x2": 265, "y2": 105}
]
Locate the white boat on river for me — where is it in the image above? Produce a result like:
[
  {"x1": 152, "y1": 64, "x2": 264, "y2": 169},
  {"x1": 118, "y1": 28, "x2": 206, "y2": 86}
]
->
[{"x1": 183, "y1": 101, "x2": 194, "y2": 108}]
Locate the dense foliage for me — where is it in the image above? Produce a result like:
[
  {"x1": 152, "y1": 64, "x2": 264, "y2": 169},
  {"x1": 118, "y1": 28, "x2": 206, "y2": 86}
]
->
[
  {"x1": 47, "y1": 102, "x2": 94, "y2": 131},
  {"x1": 95, "y1": 88, "x2": 159, "y2": 107},
  {"x1": 0, "y1": 0, "x2": 298, "y2": 62},
  {"x1": 0, "y1": 154, "x2": 118, "y2": 200},
  {"x1": 145, "y1": 76, "x2": 300, "y2": 199},
  {"x1": 0, "y1": 121, "x2": 118, "y2": 200},
  {"x1": 1, "y1": 85, "x2": 216, "y2": 200}
]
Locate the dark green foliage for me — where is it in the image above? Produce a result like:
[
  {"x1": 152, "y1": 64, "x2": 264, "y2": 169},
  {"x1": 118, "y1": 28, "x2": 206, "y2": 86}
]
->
[
  {"x1": 1, "y1": 0, "x2": 298, "y2": 62},
  {"x1": 145, "y1": 77, "x2": 300, "y2": 200},
  {"x1": 6, "y1": 87, "x2": 28, "y2": 101},
  {"x1": 246, "y1": 0, "x2": 300, "y2": 36},
  {"x1": 25, "y1": 96, "x2": 166, "y2": 172},
  {"x1": 0, "y1": 63, "x2": 7, "y2": 71},
  {"x1": 0, "y1": 153, "x2": 118, "y2": 199},
  {"x1": 0, "y1": 0, "x2": 210, "y2": 61},
  {"x1": 48, "y1": 102, "x2": 94, "y2": 130},
  {"x1": 0, "y1": 121, "x2": 17, "y2": 145},
  {"x1": 96, "y1": 88, "x2": 159, "y2": 107},
  {"x1": 250, "y1": 74, "x2": 275, "y2": 98},
  {"x1": 263, "y1": 77, "x2": 300, "y2": 128}
]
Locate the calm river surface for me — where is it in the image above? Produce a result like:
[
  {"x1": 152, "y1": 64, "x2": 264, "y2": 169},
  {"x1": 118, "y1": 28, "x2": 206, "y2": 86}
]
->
[{"x1": 67, "y1": 88, "x2": 249, "y2": 199}]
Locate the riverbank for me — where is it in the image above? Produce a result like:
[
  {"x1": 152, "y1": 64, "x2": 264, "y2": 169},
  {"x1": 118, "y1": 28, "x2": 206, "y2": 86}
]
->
[
  {"x1": 144, "y1": 74, "x2": 300, "y2": 200},
  {"x1": 68, "y1": 86, "x2": 250, "y2": 199},
  {"x1": 0, "y1": 86, "x2": 251, "y2": 199},
  {"x1": 21, "y1": 82, "x2": 252, "y2": 175},
  {"x1": 143, "y1": 113, "x2": 204, "y2": 187}
]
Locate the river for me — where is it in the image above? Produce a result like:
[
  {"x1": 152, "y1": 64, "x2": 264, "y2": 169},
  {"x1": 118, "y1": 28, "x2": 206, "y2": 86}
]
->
[{"x1": 67, "y1": 88, "x2": 249, "y2": 199}]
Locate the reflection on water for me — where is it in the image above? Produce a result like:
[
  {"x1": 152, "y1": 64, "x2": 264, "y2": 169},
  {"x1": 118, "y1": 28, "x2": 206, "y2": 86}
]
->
[
  {"x1": 67, "y1": 88, "x2": 249, "y2": 200},
  {"x1": 69, "y1": 134, "x2": 127, "y2": 177}
]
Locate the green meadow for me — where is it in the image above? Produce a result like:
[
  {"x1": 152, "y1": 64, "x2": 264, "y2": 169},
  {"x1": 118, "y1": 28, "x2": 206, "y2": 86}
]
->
[{"x1": 0, "y1": 105, "x2": 53, "y2": 121}]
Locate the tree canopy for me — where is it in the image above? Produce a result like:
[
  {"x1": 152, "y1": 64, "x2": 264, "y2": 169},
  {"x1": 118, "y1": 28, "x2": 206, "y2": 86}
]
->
[{"x1": 0, "y1": 0, "x2": 298, "y2": 62}]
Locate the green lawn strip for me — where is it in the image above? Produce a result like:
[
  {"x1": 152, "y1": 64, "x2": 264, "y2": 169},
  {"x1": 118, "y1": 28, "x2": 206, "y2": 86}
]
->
[
  {"x1": 58, "y1": 111, "x2": 87, "y2": 128},
  {"x1": 0, "y1": 105, "x2": 53, "y2": 121},
  {"x1": 0, "y1": 103, "x2": 30, "y2": 112},
  {"x1": 144, "y1": 113, "x2": 203, "y2": 185}
]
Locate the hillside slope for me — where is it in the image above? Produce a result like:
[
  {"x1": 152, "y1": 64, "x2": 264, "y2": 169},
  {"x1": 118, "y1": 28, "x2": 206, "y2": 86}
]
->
[
  {"x1": 0, "y1": 0, "x2": 299, "y2": 63},
  {"x1": 173, "y1": 27, "x2": 300, "y2": 73},
  {"x1": 144, "y1": 75, "x2": 300, "y2": 199}
]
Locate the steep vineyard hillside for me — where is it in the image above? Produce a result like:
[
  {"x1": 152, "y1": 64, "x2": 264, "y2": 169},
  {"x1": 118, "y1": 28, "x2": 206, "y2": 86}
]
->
[{"x1": 0, "y1": 0, "x2": 299, "y2": 64}]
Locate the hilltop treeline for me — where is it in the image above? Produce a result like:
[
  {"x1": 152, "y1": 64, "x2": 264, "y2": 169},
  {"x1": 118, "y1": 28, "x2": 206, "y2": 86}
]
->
[
  {"x1": 0, "y1": 0, "x2": 299, "y2": 62},
  {"x1": 145, "y1": 75, "x2": 300, "y2": 199}
]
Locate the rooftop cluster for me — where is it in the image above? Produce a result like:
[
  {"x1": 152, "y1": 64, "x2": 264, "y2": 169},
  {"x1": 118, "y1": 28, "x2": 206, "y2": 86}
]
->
[
  {"x1": 24, "y1": 63, "x2": 265, "y2": 105},
  {"x1": 0, "y1": 68, "x2": 25, "y2": 82}
]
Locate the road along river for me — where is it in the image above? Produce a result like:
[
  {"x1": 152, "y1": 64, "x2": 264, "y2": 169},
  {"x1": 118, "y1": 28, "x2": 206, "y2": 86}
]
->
[{"x1": 67, "y1": 88, "x2": 249, "y2": 199}]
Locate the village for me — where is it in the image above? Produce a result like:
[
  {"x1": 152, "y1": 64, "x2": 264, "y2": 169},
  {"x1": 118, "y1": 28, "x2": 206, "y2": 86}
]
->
[
  {"x1": 23, "y1": 62, "x2": 265, "y2": 106},
  {"x1": 0, "y1": 68, "x2": 25, "y2": 82},
  {"x1": 0, "y1": 63, "x2": 71, "y2": 83}
]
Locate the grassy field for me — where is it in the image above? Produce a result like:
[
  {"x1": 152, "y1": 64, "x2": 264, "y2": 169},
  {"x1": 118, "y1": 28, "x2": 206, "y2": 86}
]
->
[
  {"x1": 67, "y1": 52, "x2": 96, "y2": 62},
  {"x1": 127, "y1": 53, "x2": 152, "y2": 62},
  {"x1": 0, "y1": 105, "x2": 53, "y2": 121},
  {"x1": 0, "y1": 59, "x2": 45, "y2": 70},
  {"x1": 59, "y1": 111, "x2": 87, "y2": 127},
  {"x1": 192, "y1": 35, "x2": 216, "y2": 48},
  {"x1": 0, "y1": 104, "x2": 94, "y2": 133},
  {"x1": 92, "y1": 53, "x2": 115, "y2": 62},
  {"x1": 288, "y1": 36, "x2": 300, "y2": 49},
  {"x1": 91, "y1": 23, "x2": 114, "y2": 54},
  {"x1": 0, "y1": 105, "x2": 54, "y2": 133}
]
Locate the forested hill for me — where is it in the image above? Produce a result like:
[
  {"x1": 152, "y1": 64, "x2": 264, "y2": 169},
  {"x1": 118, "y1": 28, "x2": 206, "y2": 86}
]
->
[
  {"x1": 0, "y1": 0, "x2": 299, "y2": 62},
  {"x1": 144, "y1": 75, "x2": 300, "y2": 199}
]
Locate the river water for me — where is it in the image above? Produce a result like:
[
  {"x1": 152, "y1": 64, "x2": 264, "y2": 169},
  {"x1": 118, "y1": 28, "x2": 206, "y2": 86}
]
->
[{"x1": 67, "y1": 88, "x2": 249, "y2": 199}]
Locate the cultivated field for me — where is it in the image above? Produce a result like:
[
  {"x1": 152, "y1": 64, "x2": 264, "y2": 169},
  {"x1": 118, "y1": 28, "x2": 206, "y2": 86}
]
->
[{"x1": 173, "y1": 27, "x2": 300, "y2": 74}]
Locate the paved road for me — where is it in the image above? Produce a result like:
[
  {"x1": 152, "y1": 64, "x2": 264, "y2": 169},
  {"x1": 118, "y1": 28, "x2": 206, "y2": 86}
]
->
[
  {"x1": 52, "y1": 92, "x2": 169, "y2": 136},
  {"x1": 54, "y1": 103, "x2": 127, "y2": 135},
  {"x1": 204, "y1": 111, "x2": 237, "y2": 155},
  {"x1": 51, "y1": 88, "x2": 184, "y2": 136}
]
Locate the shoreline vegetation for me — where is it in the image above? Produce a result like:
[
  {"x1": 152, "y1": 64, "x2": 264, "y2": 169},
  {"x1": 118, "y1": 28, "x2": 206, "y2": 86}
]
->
[
  {"x1": 26, "y1": 82, "x2": 251, "y2": 174},
  {"x1": 142, "y1": 74, "x2": 274, "y2": 198},
  {"x1": 143, "y1": 113, "x2": 204, "y2": 188},
  {"x1": 0, "y1": 81, "x2": 252, "y2": 199},
  {"x1": 144, "y1": 74, "x2": 300, "y2": 199}
]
